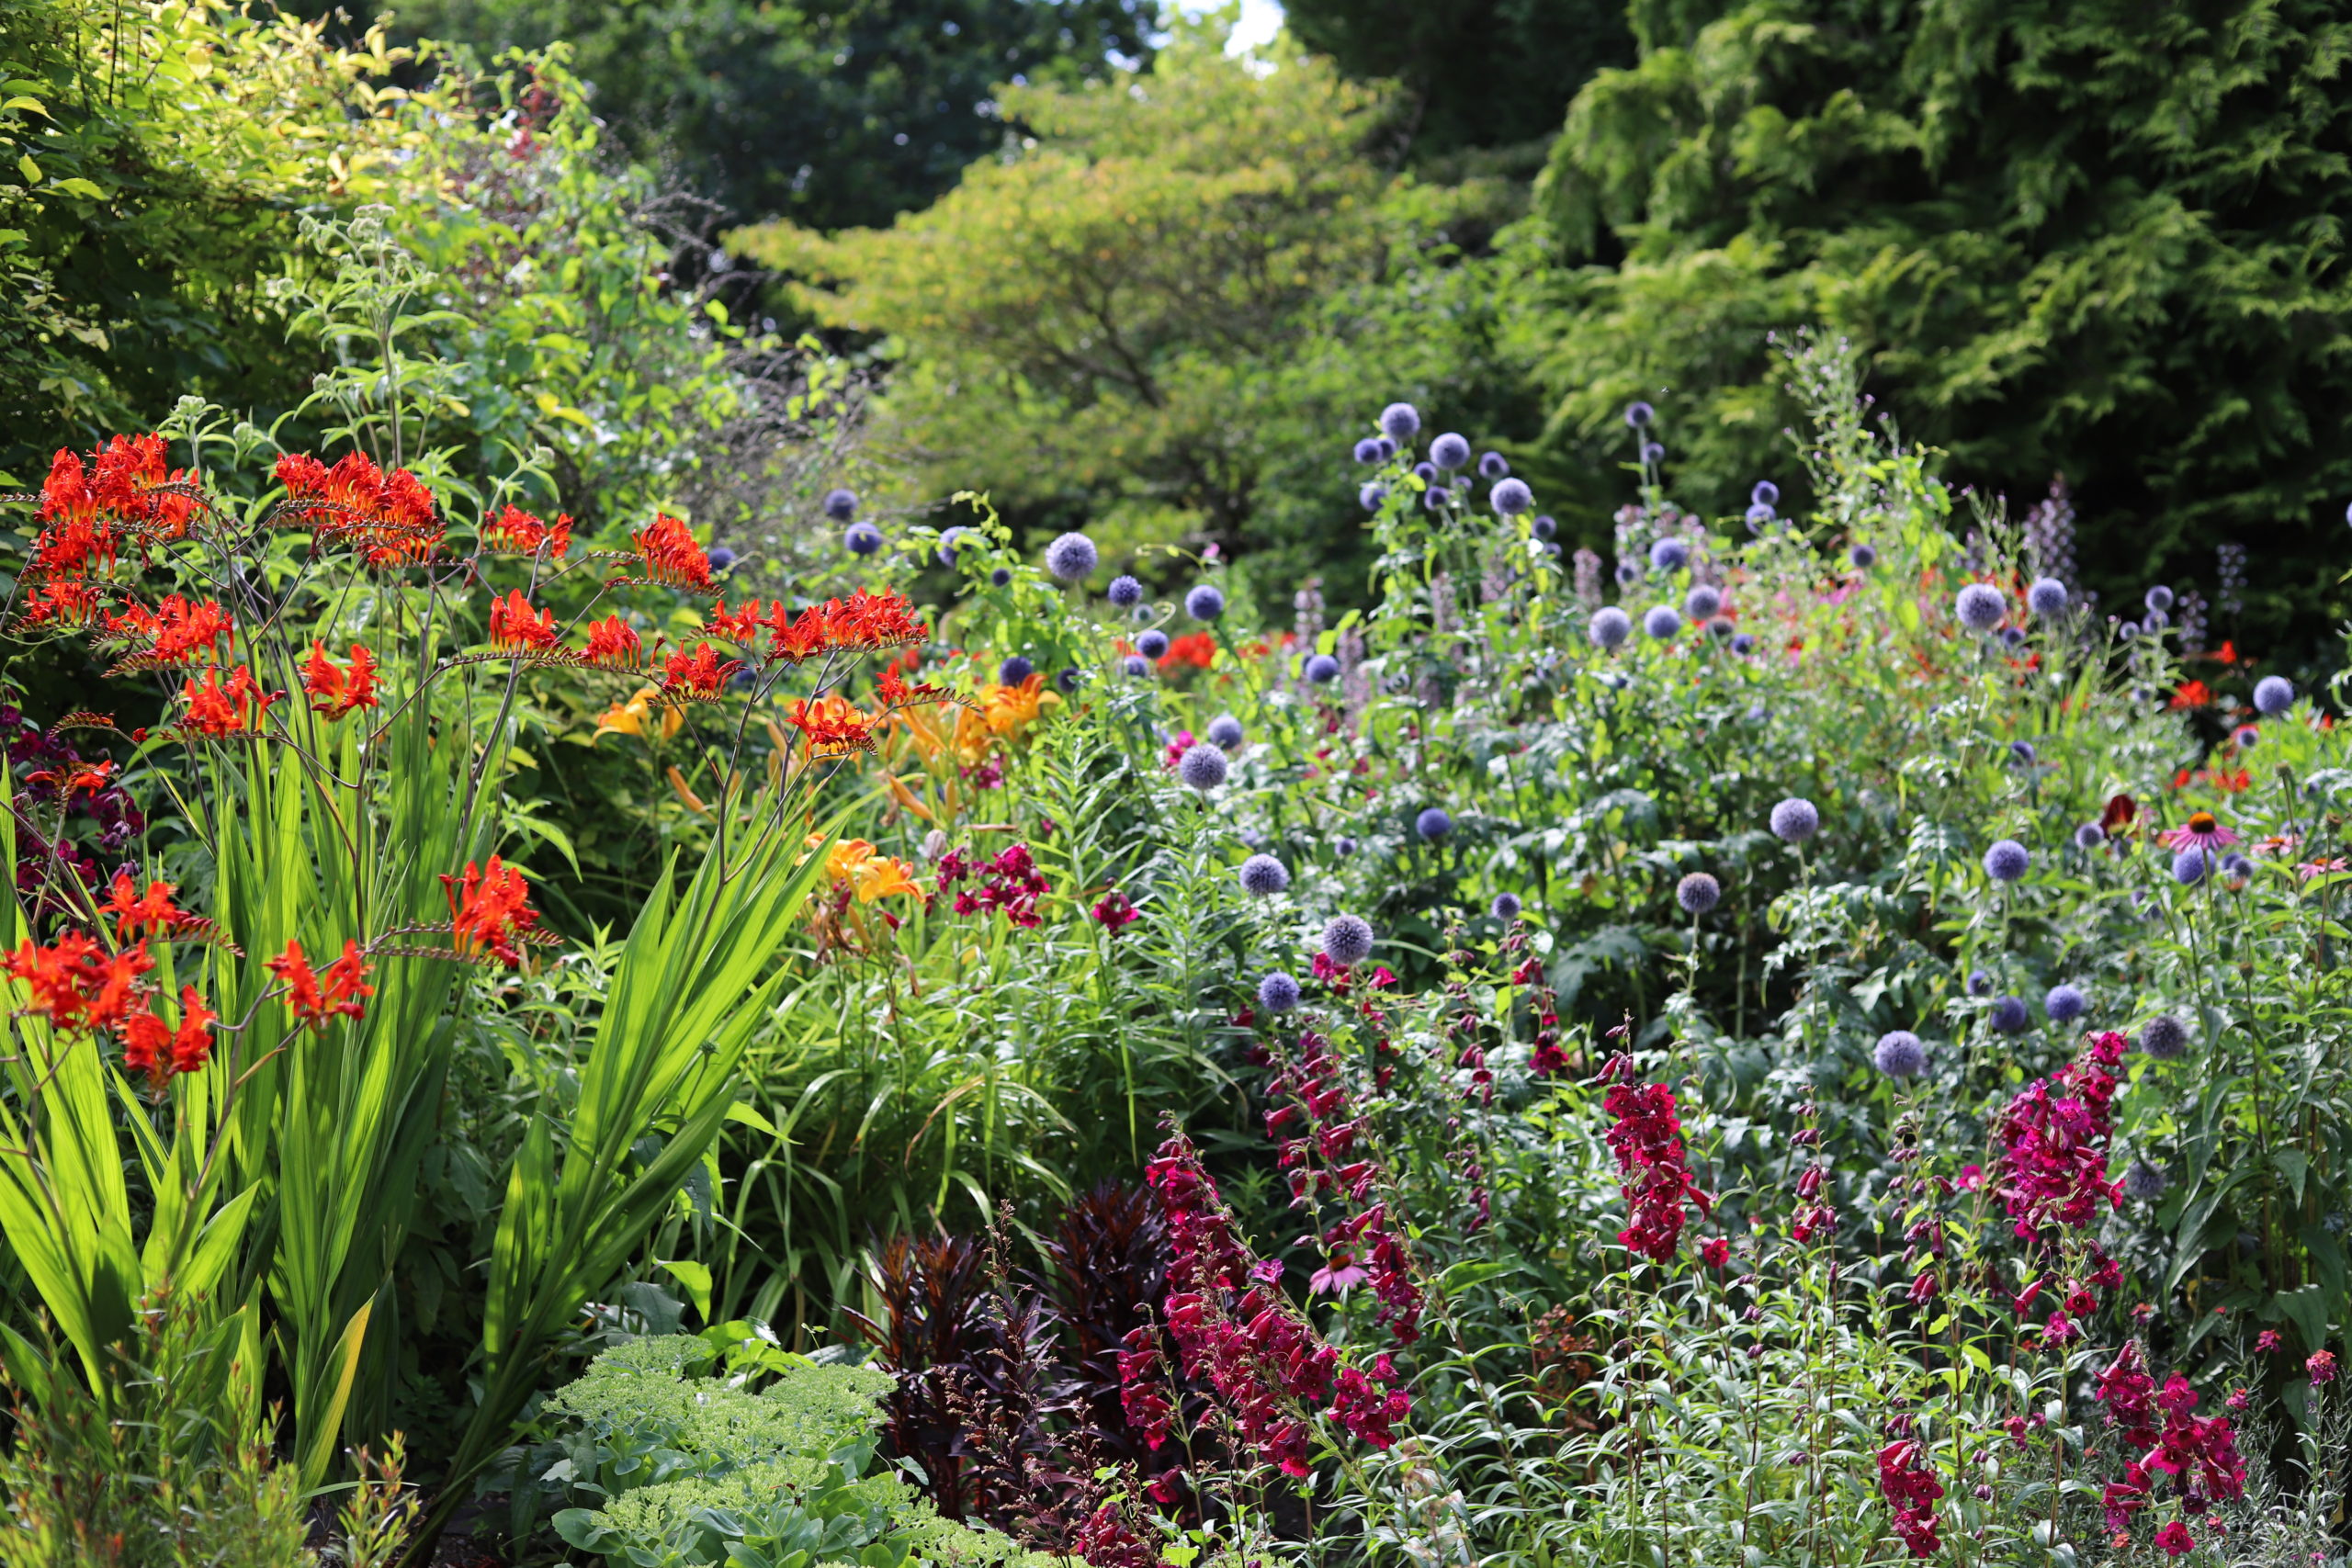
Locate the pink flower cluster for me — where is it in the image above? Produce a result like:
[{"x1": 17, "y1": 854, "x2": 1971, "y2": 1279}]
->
[
  {"x1": 2095, "y1": 1341, "x2": 2247, "y2": 1551},
  {"x1": 1598, "y1": 1055, "x2": 1711, "y2": 1261},
  {"x1": 1140, "y1": 1129, "x2": 1409, "y2": 1477},
  {"x1": 1992, "y1": 1030, "x2": 2126, "y2": 1241},
  {"x1": 1266, "y1": 1031, "x2": 1422, "y2": 1344},
  {"x1": 936, "y1": 842, "x2": 1051, "y2": 927},
  {"x1": 1511, "y1": 956, "x2": 1569, "y2": 1077},
  {"x1": 1876, "y1": 1437, "x2": 1944, "y2": 1557}
]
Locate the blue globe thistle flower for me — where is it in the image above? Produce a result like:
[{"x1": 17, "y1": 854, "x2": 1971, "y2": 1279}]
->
[
  {"x1": 1121, "y1": 655, "x2": 1150, "y2": 678},
  {"x1": 1643, "y1": 605, "x2": 1682, "y2": 639},
  {"x1": 2123, "y1": 1160, "x2": 2167, "y2": 1201},
  {"x1": 1178, "y1": 743, "x2": 1229, "y2": 792},
  {"x1": 2172, "y1": 847, "x2": 2212, "y2": 886},
  {"x1": 1685, "y1": 584, "x2": 1723, "y2": 620},
  {"x1": 1730, "y1": 633, "x2": 1756, "y2": 655},
  {"x1": 990, "y1": 567, "x2": 1013, "y2": 587},
  {"x1": 1258, "y1": 972, "x2": 1302, "y2": 1013},
  {"x1": 1045, "y1": 532, "x2": 1099, "y2": 581},
  {"x1": 1108, "y1": 574, "x2": 1144, "y2": 608},
  {"x1": 1416, "y1": 807, "x2": 1453, "y2": 840},
  {"x1": 1649, "y1": 537, "x2": 1690, "y2": 572},
  {"x1": 708, "y1": 544, "x2": 738, "y2": 572},
  {"x1": 1746, "y1": 502, "x2": 1776, "y2": 528},
  {"x1": 1589, "y1": 607, "x2": 1632, "y2": 649},
  {"x1": 2009, "y1": 739, "x2": 2037, "y2": 765},
  {"x1": 2234, "y1": 724, "x2": 2259, "y2": 750},
  {"x1": 1136, "y1": 629, "x2": 1170, "y2": 660},
  {"x1": 845, "y1": 522, "x2": 884, "y2": 555},
  {"x1": 2144, "y1": 584, "x2": 2174, "y2": 613},
  {"x1": 1615, "y1": 562, "x2": 1641, "y2": 585},
  {"x1": 1624, "y1": 401, "x2": 1655, "y2": 428},
  {"x1": 2222, "y1": 852, "x2": 2254, "y2": 882},
  {"x1": 1955, "y1": 583, "x2": 2007, "y2": 630},
  {"x1": 1983, "y1": 839, "x2": 2030, "y2": 882},
  {"x1": 1479, "y1": 451, "x2": 1510, "y2": 479},
  {"x1": 1491, "y1": 478, "x2": 1533, "y2": 515},
  {"x1": 1360, "y1": 483, "x2": 1387, "y2": 513},
  {"x1": 1412, "y1": 461, "x2": 1438, "y2": 485},
  {"x1": 1185, "y1": 584, "x2": 1226, "y2": 621},
  {"x1": 1304, "y1": 653, "x2": 1340, "y2": 683},
  {"x1": 1057, "y1": 668, "x2": 1083, "y2": 693},
  {"x1": 1966, "y1": 968, "x2": 1993, "y2": 997},
  {"x1": 2028, "y1": 577, "x2": 2069, "y2": 617},
  {"x1": 1490, "y1": 892, "x2": 1522, "y2": 919},
  {"x1": 937, "y1": 528, "x2": 969, "y2": 567},
  {"x1": 1423, "y1": 487, "x2": 1452, "y2": 513},
  {"x1": 2255, "y1": 675, "x2": 2294, "y2": 716},
  {"x1": 1380, "y1": 402, "x2": 1420, "y2": 442},
  {"x1": 1639, "y1": 441, "x2": 1666, "y2": 465},
  {"x1": 1353, "y1": 437, "x2": 1384, "y2": 464},
  {"x1": 1675, "y1": 871, "x2": 1721, "y2": 913},
  {"x1": 2075, "y1": 823, "x2": 2108, "y2": 850},
  {"x1": 1238, "y1": 853, "x2": 1290, "y2": 896},
  {"x1": 1770, "y1": 797, "x2": 1819, "y2": 842},
  {"x1": 1206, "y1": 715, "x2": 1244, "y2": 749},
  {"x1": 998, "y1": 655, "x2": 1034, "y2": 685},
  {"x1": 1874, "y1": 1031, "x2": 1927, "y2": 1077},
  {"x1": 1375, "y1": 436, "x2": 1396, "y2": 460},
  {"x1": 1532, "y1": 515, "x2": 1557, "y2": 541},
  {"x1": 1849, "y1": 543, "x2": 1877, "y2": 570},
  {"x1": 1706, "y1": 615, "x2": 1736, "y2": 640},
  {"x1": 1999, "y1": 626, "x2": 2028, "y2": 650},
  {"x1": 2118, "y1": 620, "x2": 2139, "y2": 638},
  {"x1": 2138, "y1": 1014, "x2": 2188, "y2": 1059},
  {"x1": 822, "y1": 487, "x2": 858, "y2": 521},
  {"x1": 1334, "y1": 837, "x2": 1359, "y2": 858},
  {"x1": 1321, "y1": 914, "x2": 1375, "y2": 966},
  {"x1": 1430, "y1": 433, "x2": 1472, "y2": 470},
  {"x1": 1751, "y1": 480, "x2": 1781, "y2": 507},
  {"x1": 2044, "y1": 984, "x2": 2086, "y2": 1022},
  {"x1": 1990, "y1": 996, "x2": 2030, "y2": 1033},
  {"x1": 2144, "y1": 607, "x2": 2170, "y2": 629}
]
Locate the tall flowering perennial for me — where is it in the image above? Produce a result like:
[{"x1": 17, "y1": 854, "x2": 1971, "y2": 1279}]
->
[
  {"x1": 1992, "y1": 1031, "x2": 2126, "y2": 1241},
  {"x1": 1876, "y1": 1436, "x2": 1945, "y2": 1557},
  {"x1": 2095, "y1": 1342, "x2": 2246, "y2": 1552},
  {"x1": 1596, "y1": 1055, "x2": 1711, "y2": 1261},
  {"x1": 937, "y1": 843, "x2": 1052, "y2": 928}
]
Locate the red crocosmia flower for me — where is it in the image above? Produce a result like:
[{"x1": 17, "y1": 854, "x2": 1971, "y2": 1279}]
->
[
  {"x1": 19, "y1": 579, "x2": 103, "y2": 627},
  {"x1": 266, "y1": 939, "x2": 374, "y2": 1030},
  {"x1": 180, "y1": 665, "x2": 282, "y2": 738},
  {"x1": 628, "y1": 512, "x2": 713, "y2": 590},
  {"x1": 2, "y1": 933, "x2": 153, "y2": 1032},
  {"x1": 1158, "y1": 631, "x2": 1217, "y2": 671},
  {"x1": 783, "y1": 694, "x2": 878, "y2": 757},
  {"x1": 106, "y1": 595, "x2": 235, "y2": 666},
  {"x1": 2168, "y1": 679, "x2": 2213, "y2": 710},
  {"x1": 441, "y1": 857, "x2": 539, "y2": 966},
  {"x1": 487, "y1": 590, "x2": 559, "y2": 651},
  {"x1": 125, "y1": 985, "x2": 219, "y2": 1080},
  {"x1": 579, "y1": 615, "x2": 642, "y2": 668},
  {"x1": 276, "y1": 450, "x2": 441, "y2": 564},
  {"x1": 483, "y1": 503, "x2": 571, "y2": 558},
  {"x1": 302, "y1": 641, "x2": 380, "y2": 720},
  {"x1": 99, "y1": 871, "x2": 188, "y2": 940},
  {"x1": 659, "y1": 642, "x2": 743, "y2": 699},
  {"x1": 706, "y1": 597, "x2": 769, "y2": 644},
  {"x1": 34, "y1": 434, "x2": 194, "y2": 565}
]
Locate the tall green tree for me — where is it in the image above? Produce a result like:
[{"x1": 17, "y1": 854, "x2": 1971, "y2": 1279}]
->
[{"x1": 1522, "y1": 0, "x2": 2352, "y2": 657}]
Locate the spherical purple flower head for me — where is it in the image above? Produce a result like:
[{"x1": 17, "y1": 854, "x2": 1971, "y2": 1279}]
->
[
  {"x1": 2143, "y1": 607, "x2": 2170, "y2": 628},
  {"x1": 2044, "y1": 983, "x2": 2086, "y2": 1023},
  {"x1": 1770, "y1": 796, "x2": 1819, "y2": 842},
  {"x1": 1416, "y1": 807, "x2": 1453, "y2": 840},
  {"x1": 2222, "y1": 852, "x2": 2255, "y2": 881},
  {"x1": 998, "y1": 655, "x2": 1034, "y2": 685},
  {"x1": 2122, "y1": 1159, "x2": 2167, "y2": 1201},
  {"x1": 1999, "y1": 626, "x2": 2028, "y2": 651},
  {"x1": 1353, "y1": 436, "x2": 1384, "y2": 464},
  {"x1": 1380, "y1": 402, "x2": 1421, "y2": 443},
  {"x1": 1303, "y1": 653, "x2": 1340, "y2": 683},
  {"x1": 1649, "y1": 537, "x2": 1690, "y2": 573},
  {"x1": 1705, "y1": 615, "x2": 1736, "y2": 640},
  {"x1": 1479, "y1": 451, "x2": 1511, "y2": 480},
  {"x1": 1258, "y1": 971, "x2": 1302, "y2": 1013},
  {"x1": 1751, "y1": 480, "x2": 1780, "y2": 508},
  {"x1": 1676, "y1": 871, "x2": 1721, "y2": 914},
  {"x1": 1321, "y1": 914, "x2": 1375, "y2": 966},
  {"x1": 2233, "y1": 724, "x2": 2259, "y2": 750},
  {"x1": 1624, "y1": 400, "x2": 1655, "y2": 429},
  {"x1": 1333, "y1": 836, "x2": 1358, "y2": 858},
  {"x1": 1532, "y1": 514, "x2": 1557, "y2": 540},
  {"x1": 2173, "y1": 846, "x2": 2212, "y2": 886},
  {"x1": 1615, "y1": 561, "x2": 1642, "y2": 585},
  {"x1": 1121, "y1": 654, "x2": 1150, "y2": 678},
  {"x1": 1491, "y1": 478, "x2": 1533, "y2": 515},
  {"x1": 1136, "y1": 629, "x2": 1170, "y2": 660},
  {"x1": 2138, "y1": 1013, "x2": 2189, "y2": 1059},
  {"x1": 1185, "y1": 583, "x2": 1226, "y2": 622},
  {"x1": 1955, "y1": 583, "x2": 2007, "y2": 631},
  {"x1": 1375, "y1": 436, "x2": 1396, "y2": 460},
  {"x1": 1874, "y1": 1030, "x2": 1927, "y2": 1078},
  {"x1": 1589, "y1": 607, "x2": 1632, "y2": 649},
  {"x1": 2027, "y1": 577, "x2": 2069, "y2": 618},
  {"x1": 707, "y1": 544, "x2": 738, "y2": 572},
  {"x1": 1490, "y1": 892, "x2": 1522, "y2": 920},
  {"x1": 1057, "y1": 667, "x2": 1083, "y2": 693},
  {"x1": 1685, "y1": 584, "x2": 1723, "y2": 620},
  {"x1": 1178, "y1": 742, "x2": 1229, "y2": 792},
  {"x1": 845, "y1": 522, "x2": 884, "y2": 556},
  {"x1": 1639, "y1": 441, "x2": 1666, "y2": 466},
  {"x1": 1430, "y1": 433, "x2": 1472, "y2": 470},
  {"x1": 1045, "y1": 531, "x2": 1098, "y2": 582},
  {"x1": 1966, "y1": 968, "x2": 1993, "y2": 996},
  {"x1": 1238, "y1": 853, "x2": 1290, "y2": 896},
  {"x1": 1359, "y1": 482, "x2": 1387, "y2": 513},
  {"x1": 1644, "y1": 605, "x2": 1682, "y2": 640},
  {"x1": 1989, "y1": 996, "x2": 2030, "y2": 1034},
  {"x1": 2255, "y1": 675, "x2": 2295, "y2": 716},
  {"x1": 2144, "y1": 584, "x2": 2175, "y2": 613},
  {"x1": 2118, "y1": 620, "x2": 2139, "y2": 638},
  {"x1": 1983, "y1": 839, "x2": 2030, "y2": 882},
  {"x1": 1411, "y1": 462, "x2": 1438, "y2": 486},
  {"x1": 1107, "y1": 574, "x2": 1144, "y2": 608},
  {"x1": 990, "y1": 567, "x2": 1013, "y2": 587},
  {"x1": 1206, "y1": 714, "x2": 1244, "y2": 749},
  {"x1": 1730, "y1": 633, "x2": 1756, "y2": 655},
  {"x1": 2075, "y1": 822, "x2": 2108, "y2": 850},
  {"x1": 1849, "y1": 543, "x2": 1877, "y2": 570},
  {"x1": 2008, "y1": 739, "x2": 2037, "y2": 765},
  {"x1": 1745, "y1": 502, "x2": 1775, "y2": 529},
  {"x1": 822, "y1": 487, "x2": 859, "y2": 521},
  {"x1": 1422, "y1": 486, "x2": 1452, "y2": 513}
]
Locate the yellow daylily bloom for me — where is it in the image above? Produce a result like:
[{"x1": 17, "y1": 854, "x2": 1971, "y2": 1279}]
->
[
  {"x1": 824, "y1": 838, "x2": 924, "y2": 903},
  {"x1": 978, "y1": 671, "x2": 1061, "y2": 737},
  {"x1": 594, "y1": 685, "x2": 683, "y2": 743}
]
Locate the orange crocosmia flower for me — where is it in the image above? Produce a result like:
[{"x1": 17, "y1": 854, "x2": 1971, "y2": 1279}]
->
[
  {"x1": 764, "y1": 590, "x2": 930, "y2": 663},
  {"x1": 106, "y1": 595, "x2": 235, "y2": 665},
  {"x1": 440, "y1": 858, "x2": 539, "y2": 967},
  {"x1": 488, "y1": 590, "x2": 559, "y2": 651},
  {"x1": 181, "y1": 665, "x2": 282, "y2": 737},
  {"x1": 706, "y1": 597, "x2": 770, "y2": 644},
  {"x1": 2169, "y1": 680, "x2": 2213, "y2": 709},
  {"x1": 659, "y1": 642, "x2": 744, "y2": 699},
  {"x1": 302, "y1": 641, "x2": 381, "y2": 720},
  {"x1": 277, "y1": 451, "x2": 442, "y2": 565},
  {"x1": 121, "y1": 1006, "x2": 169, "y2": 1078},
  {"x1": 34, "y1": 435, "x2": 194, "y2": 563},
  {"x1": 166, "y1": 986, "x2": 218, "y2": 1075},
  {"x1": 266, "y1": 939, "x2": 375, "y2": 1030},
  {"x1": 580, "y1": 615, "x2": 643, "y2": 668},
  {"x1": 80, "y1": 942, "x2": 155, "y2": 1034},
  {"x1": 1, "y1": 931, "x2": 126, "y2": 1029},
  {"x1": 483, "y1": 503, "x2": 572, "y2": 558},
  {"x1": 100, "y1": 870, "x2": 188, "y2": 940},
  {"x1": 783, "y1": 693, "x2": 878, "y2": 757},
  {"x1": 19, "y1": 579, "x2": 103, "y2": 628},
  {"x1": 874, "y1": 663, "x2": 950, "y2": 708},
  {"x1": 125, "y1": 985, "x2": 218, "y2": 1079},
  {"x1": 628, "y1": 512, "x2": 713, "y2": 591}
]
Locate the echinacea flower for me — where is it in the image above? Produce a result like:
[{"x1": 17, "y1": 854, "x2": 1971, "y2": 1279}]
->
[{"x1": 2158, "y1": 810, "x2": 2239, "y2": 853}]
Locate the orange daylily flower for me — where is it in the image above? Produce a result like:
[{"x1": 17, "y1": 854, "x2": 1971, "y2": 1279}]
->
[
  {"x1": 978, "y1": 671, "x2": 1060, "y2": 737},
  {"x1": 826, "y1": 839, "x2": 924, "y2": 903},
  {"x1": 593, "y1": 686, "x2": 684, "y2": 743}
]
